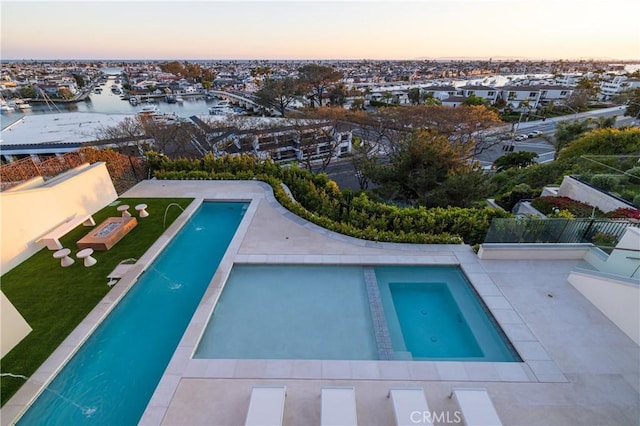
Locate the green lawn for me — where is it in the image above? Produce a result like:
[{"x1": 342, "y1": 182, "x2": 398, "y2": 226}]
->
[{"x1": 0, "y1": 197, "x2": 194, "y2": 406}]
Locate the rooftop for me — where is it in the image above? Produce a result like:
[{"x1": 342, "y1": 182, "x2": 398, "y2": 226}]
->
[
  {"x1": 1, "y1": 112, "x2": 135, "y2": 147},
  {"x1": 3, "y1": 180, "x2": 637, "y2": 425}
]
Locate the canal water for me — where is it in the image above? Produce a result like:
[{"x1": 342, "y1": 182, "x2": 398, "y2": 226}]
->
[{"x1": 1, "y1": 68, "x2": 225, "y2": 128}]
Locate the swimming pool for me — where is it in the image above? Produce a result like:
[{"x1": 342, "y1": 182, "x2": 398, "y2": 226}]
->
[
  {"x1": 194, "y1": 264, "x2": 378, "y2": 360},
  {"x1": 376, "y1": 266, "x2": 519, "y2": 362},
  {"x1": 17, "y1": 202, "x2": 247, "y2": 426},
  {"x1": 195, "y1": 264, "x2": 519, "y2": 362}
]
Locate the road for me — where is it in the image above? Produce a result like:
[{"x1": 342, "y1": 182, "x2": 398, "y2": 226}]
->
[
  {"x1": 325, "y1": 107, "x2": 638, "y2": 187},
  {"x1": 476, "y1": 106, "x2": 636, "y2": 167},
  {"x1": 324, "y1": 158, "x2": 364, "y2": 190}
]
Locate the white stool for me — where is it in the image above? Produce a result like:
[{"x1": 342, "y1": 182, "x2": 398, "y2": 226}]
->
[
  {"x1": 117, "y1": 204, "x2": 131, "y2": 218},
  {"x1": 135, "y1": 203, "x2": 149, "y2": 218},
  {"x1": 77, "y1": 248, "x2": 97, "y2": 267},
  {"x1": 53, "y1": 248, "x2": 74, "y2": 267}
]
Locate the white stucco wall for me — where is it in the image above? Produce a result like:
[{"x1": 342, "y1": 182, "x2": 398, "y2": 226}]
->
[
  {"x1": 478, "y1": 243, "x2": 591, "y2": 260},
  {"x1": 558, "y1": 176, "x2": 634, "y2": 213},
  {"x1": 1, "y1": 291, "x2": 32, "y2": 358},
  {"x1": 568, "y1": 270, "x2": 640, "y2": 345},
  {"x1": 0, "y1": 162, "x2": 118, "y2": 273}
]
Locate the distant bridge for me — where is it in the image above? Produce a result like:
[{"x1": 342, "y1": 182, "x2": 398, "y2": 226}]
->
[{"x1": 208, "y1": 90, "x2": 262, "y2": 110}]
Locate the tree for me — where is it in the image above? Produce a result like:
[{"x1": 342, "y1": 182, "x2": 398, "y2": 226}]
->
[
  {"x1": 493, "y1": 151, "x2": 539, "y2": 172},
  {"x1": 141, "y1": 119, "x2": 198, "y2": 158},
  {"x1": 576, "y1": 77, "x2": 600, "y2": 100},
  {"x1": 365, "y1": 129, "x2": 468, "y2": 205},
  {"x1": 422, "y1": 93, "x2": 441, "y2": 106},
  {"x1": 94, "y1": 116, "x2": 148, "y2": 154},
  {"x1": 377, "y1": 104, "x2": 503, "y2": 160},
  {"x1": 408, "y1": 88, "x2": 421, "y2": 105},
  {"x1": 432, "y1": 168, "x2": 495, "y2": 208},
  {"x1": 294, "y1": 106, "x2": 356, "y2": 173},
  {"x1": 493, "y1": 97, "x2": 508, "y2": 111},
  {"x1": 59, "y1": 87, "x2": 73, "y2": 100},
  {"x1": 19, "y1": 86, "x2": 36, "y2": 99},
  {"x1": 565, "y1": 90, "x2": 590, "y2": 112},
  {"x1": 328, "y1": 83, "x2": 347, "y2": 107},
  {"x1": 463, "y1": 94, "x2": 485, "y2": 106},
  {"x1": 557, "y1": 127, "x2": 640, "y2": 162},
  {"x1": 72, "y1": 73, "x2": 85, "y2": 88},
  {"x1": 250, "y1": 66, "x2": 272, "y2": 85},
  {"x1": 254, "y1": 77, "x2": 300, "y2": 117},
  {"x1": 351, "y1": 97, "x2": 365, "y2": 110},
  {"x1": 297, "y1": 64, "x2": 343, "y2": 107},
  {"x1": 616, "y1": 88, "x2": 640, "y2": 118},
  {"x1": 350, "y1": 136, "x2": 373, "y2": 190},
  {"x1": 159, "y1": 61, "x2": 184, "y2": 76},
  {"x1": 552, "y1": 119, "x2": 593, "y2": 158},
  {"x1": 592, "y1": 115, "x2": 616, "y2": 129}
]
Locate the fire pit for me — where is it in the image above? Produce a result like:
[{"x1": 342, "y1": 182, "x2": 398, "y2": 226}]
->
[{"x1": 77, "y1": 216, "x2": 137, "y2": 251}]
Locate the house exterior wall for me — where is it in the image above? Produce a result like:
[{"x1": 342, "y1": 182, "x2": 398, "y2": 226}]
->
[
  {"x1": 0, "y1": 162, "x2": 118, "y2": 273},
  {"x1": 1, "y1": 291, "x2": 32, "y2": 358},
  {"x1": 538, "y1": 87, "x2": 572, "y2": 104},
  {"x1": 500, "y1": 88, "x2": 541, "y2": 110}
]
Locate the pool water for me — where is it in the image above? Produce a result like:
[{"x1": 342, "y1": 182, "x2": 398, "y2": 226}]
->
[
  {"x1": 376, "y1": 266, "x2": 518, "y2": 362},
  {"x1": 195, "y1": 265, "x2": 519, "y2": 362},
  {"x1": 17, "y1": 202, "x2": 247, "y2": 426},
  {"x1": 389, "y1": 282, "x2": 483, "y2": 358},
  {"x1": 195, "y1": 264, "x2": 377, "y2": 360}
]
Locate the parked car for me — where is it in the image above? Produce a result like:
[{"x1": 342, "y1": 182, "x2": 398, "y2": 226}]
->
[
  {"x1": 527, "y1": 130, "x2": 542, "y2": 138},
  {"x1": 514, "y1": 134, "x2": 527, "y2": 141}
]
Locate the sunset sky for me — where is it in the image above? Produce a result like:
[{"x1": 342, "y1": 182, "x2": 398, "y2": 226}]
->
[{"x1": 2, "y1": 0, "x2": 639, "y2": 61}]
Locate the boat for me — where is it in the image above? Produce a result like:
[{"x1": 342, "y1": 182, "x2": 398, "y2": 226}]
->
[
  {"x1": 129, "y1": 96, "x2": 139, "y2": 105},
  {"x1": 137, "y1": 107, "x2": 182, "y2": 126},
  {"x1": 13, "y1": 99, "x2": 32, "y2": 110},
  {"x1": 175, "y1": 96, "x2": 184, "y2": 103},
  {"x1": 1, "y1": 95, "x2": 14, "y2": 112},
  {"x1": 208, "y1": 100, "x2": 234, "y2": 115},
  {"x1": 1, "y1": 103, "x2": 15, "y2": 112},
  {"x1": 139, "y1": 104, "x2": 159, "y2": 113},
  {"x1": 166, "y1": 95, "x2": 177, "y2": 104}
]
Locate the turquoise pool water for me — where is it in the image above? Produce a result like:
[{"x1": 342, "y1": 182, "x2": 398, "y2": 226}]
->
[
  {"x1": 195, "y1": 265, "x2": 519, "y2": 362},
  {"x1": 376, "y1": 266, "x2": 518, "y2": 362},
  {"x1": 17, "y1": 202, "x2": 247, "y2": 426},
  {"x1": 195, "y1": 264, "x2": 377, "y2": 359}
]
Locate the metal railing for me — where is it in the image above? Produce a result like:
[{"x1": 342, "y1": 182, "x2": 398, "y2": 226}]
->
[{"x1": 484, "y1": 217, "x2": 638, "y2": 245}]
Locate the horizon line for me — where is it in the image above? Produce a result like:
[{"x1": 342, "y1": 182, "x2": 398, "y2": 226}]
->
[{"x1": 3, "y1": 57, "x2": 640, "y2": 63}]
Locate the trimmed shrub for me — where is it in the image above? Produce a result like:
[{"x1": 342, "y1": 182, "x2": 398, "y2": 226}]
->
[
  {"x1": 530, "y1": 196, "x2": 605, "y2": 218},
  {"x1": 590, "y1": 174, "x2": 620, "y2": 191},
  {"x1": 150, "y1": 153, "x2": 511, "y2": 245},
  {"x1": 626, "y1": 166, "x2": 640, "y2": 179},
  {"x1": 606, "y1": 207, "x2": 640, "y2": 220},
  {"x1": 494, "y1": 183, "x2": 538, "y2": 212}
]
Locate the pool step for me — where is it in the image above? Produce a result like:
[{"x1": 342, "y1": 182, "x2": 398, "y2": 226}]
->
[{"x1": 363, "y1": 267, "x2": 394, "y2": 360}]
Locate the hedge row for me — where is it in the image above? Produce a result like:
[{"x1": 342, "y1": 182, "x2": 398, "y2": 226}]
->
[{"x1": 150, "y1": 154, "x2": 511, "y2": 245}]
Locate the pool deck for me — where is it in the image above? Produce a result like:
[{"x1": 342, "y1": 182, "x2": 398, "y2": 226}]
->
[{"x1": 3, "y1": 180, "x2": 639, "y2": 426}]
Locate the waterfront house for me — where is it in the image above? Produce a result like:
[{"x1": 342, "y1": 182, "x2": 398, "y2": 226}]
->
[{"x1": 458, "y1": 84, "x2": 498, "y2": 103}]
